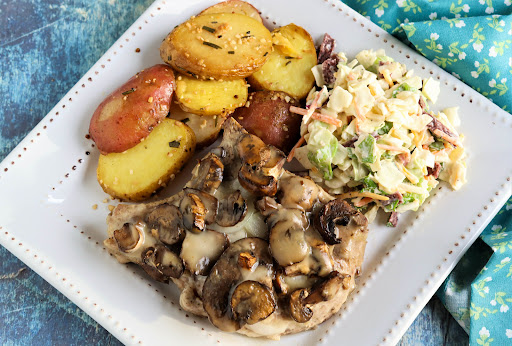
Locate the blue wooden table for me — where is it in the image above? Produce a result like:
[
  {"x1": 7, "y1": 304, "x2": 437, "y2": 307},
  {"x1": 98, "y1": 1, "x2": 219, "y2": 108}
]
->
[{"x1": 0, "y1": 1, "x2": 468, "y2": 344}]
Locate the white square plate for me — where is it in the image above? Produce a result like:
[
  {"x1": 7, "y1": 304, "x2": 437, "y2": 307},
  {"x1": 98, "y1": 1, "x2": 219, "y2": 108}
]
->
[{"x1": 0, "y1": 0, "x2": 511, "y2": 345}]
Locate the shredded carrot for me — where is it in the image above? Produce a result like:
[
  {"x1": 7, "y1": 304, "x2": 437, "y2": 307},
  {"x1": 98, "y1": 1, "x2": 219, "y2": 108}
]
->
[
  {"x1": 302, "y1": 90, "x2": 322, "y2": 123},
  {"x1": 290, "y1": 106, "x2": 343, "y2": 127},
  {"x1": 433, "y1": 129, "x2": 461, "y2": 147},
  {"x1": 336, "y1": 191, "x2": 389, "y2": 201},
  {"x1": 376, "y1": 144, "x2": 409, "y2": 153},
  {"x1": 287, "y1": 135, "x2": 305, "y2": 162},
  {"x1": 353, "y1": 100, "x2": 365, "y2": 122},
  {"x1": 353, "y1": 197, "x2": 373, "y2": 207},
  {"x1": 396, "y1": 162, "x2": 419, "y2": 184}
]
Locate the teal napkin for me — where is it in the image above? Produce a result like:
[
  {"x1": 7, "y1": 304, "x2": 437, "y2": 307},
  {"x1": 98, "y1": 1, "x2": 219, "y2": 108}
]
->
[{"x1": 340, "y1": 0, "x2": 512, "y2": 344}]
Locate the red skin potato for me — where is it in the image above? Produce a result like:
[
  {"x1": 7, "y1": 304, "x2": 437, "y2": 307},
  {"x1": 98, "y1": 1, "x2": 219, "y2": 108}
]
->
[
  {"x1": 232, "y1": 91, "x2": 300, "y2": 153},
  {"x1": 89, "y1": 64, "x2": 175, "y2": 154}
]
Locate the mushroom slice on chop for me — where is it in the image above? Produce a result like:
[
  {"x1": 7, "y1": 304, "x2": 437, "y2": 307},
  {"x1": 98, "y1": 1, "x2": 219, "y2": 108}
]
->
[
  {"x1": 186, "y1": 153, "x2": 224, "y2": 194},
  {"x1": 237, "y1": 134, "x2": 286, "y2": 197},
  {"x1": 277, "y1": 173, "x2": 332, "y2": 212},
  {"x1": 202, "y1": 237, "x2": 275, "y2": 332},
  {"x1": 179, "y1": 188, "x2": 218, "y2": 233},
  {"x1": 231, "y1": 280, "x2": 276, "y2": 325},
  {"x1": 105, "y1": 221, "x2": 183, "y2": 283},
  {"x1": 145, "y1": 203, "x2": 185, "y2": 245},
  {"x1": 315, "y1": 199, "x2": 368, "y2": 245},
  {"x1": 268, "y1": 209, "x2": 310, "y2": 266},
  {"x1": 180, "y1": 229, "x2": 229, "y2": 276},
  {"x1": 216, "y1": 190, "x2": 248, "y2": 227},
  {"x1": 288, "y1": 271, "x2": 350, "y2": 323}
]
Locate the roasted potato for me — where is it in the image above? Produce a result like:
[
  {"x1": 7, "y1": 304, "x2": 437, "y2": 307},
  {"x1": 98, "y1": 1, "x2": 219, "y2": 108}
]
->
[
  {"x1": 168, "y1": 101, "x2": 226, "y2": 149},
  {"x1": 89, "y1": 65, "x2": 175, "y2": 154},
  {"x1": 97, "y1": 119, "x2": 195, "y2": 201},
  {"x1": 247, "y1": 24, "x2": 317, "y2": 100},
  {"x1": 232, "y1": 91, "x2": 300, "y2": 152},
  {"x1": 199, "y1": 0, "x2": 262, "y2": 23},
  {"x1": 175, "y1": 74, "x2": 248, "y2": 116},
  {"x1": 160, "y1": 13, "x2": 272, "y2": 80}
]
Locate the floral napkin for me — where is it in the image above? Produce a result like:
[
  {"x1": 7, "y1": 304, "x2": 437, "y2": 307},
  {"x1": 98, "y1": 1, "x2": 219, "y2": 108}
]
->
[{"x1": 340, "y1": 0, "x2": 512, "y2": 344}]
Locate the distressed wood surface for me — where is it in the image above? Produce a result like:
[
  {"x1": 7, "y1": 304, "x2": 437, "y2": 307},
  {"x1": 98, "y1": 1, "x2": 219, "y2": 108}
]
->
[{"x1": 0, "y1": 0, "x2": 468, "y2": 344}]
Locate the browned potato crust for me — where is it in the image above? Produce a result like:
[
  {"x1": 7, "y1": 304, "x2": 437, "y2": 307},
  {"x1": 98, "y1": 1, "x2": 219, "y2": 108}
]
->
[
  {"x1": 175, "y1": 74, "x2": 248, "y2": 116},
  {"x1": 232, "y1": 91, "x2": 300, "y2": 152},
  {"x1": 97, "y1": 119, "x2": 196, "y2": 201},
  {"x1": 160, "y1": 13, "x2": 272, "y2": 80},
  {"x1": 247, "y1": 24, "x2": 317, "y2": 99},
  {"x1": 168, "y1": 101, "x2": 227, "y2": 149},
  {"x1": 199, "y1": 0, "x2": 262, "y2": 23}
]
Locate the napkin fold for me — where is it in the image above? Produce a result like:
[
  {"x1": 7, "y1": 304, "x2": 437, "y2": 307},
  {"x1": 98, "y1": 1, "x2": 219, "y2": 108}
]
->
[{"x1": 340, "y1": 1, "x2": 512, "y2": 344}]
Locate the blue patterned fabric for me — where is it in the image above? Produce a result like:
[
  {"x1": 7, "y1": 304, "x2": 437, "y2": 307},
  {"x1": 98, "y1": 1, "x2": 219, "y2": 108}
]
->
[{"x1": 340, "y1": 1, "x2": 512, "y2": 344}]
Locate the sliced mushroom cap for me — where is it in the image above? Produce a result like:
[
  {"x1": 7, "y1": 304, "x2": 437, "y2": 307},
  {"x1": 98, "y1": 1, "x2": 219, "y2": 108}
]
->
[
  {"x1": 144, "y1": 203, "x2": 184, "y2": 245},
  {"x1": 314, "y1": 199, "x2": 368, "y2": 245},
  {"x1": 230, "y1": 280, "x2": 276, "y2": 325},
  {"x1": 141, "y1": 244, "x2": 184, "y2": 283},
  {"x1": 304, "y1": 271, "x2": 350, "y2": 305},
  {"x1": 288, "y1": 271, "x2": 349, "y2": 323},
  {"x1": 186, "y1": 153, "x2": 224, "y2": 194},
  {"x1": 289, "y1": 288, "x2": 313, "y2": 323},
  {"x1": 268, "y1": 209, "x2": 309, "y2": 266},
  {"x1": 180, "y1": 230, "x2": 229, "y2": 276},
  {"x1": 238, "y1": 164, "x2": 278, "y2": 197},
  {"x1": 277, "y1": 175, "x2": 323, "y2": 211},
  {"x1": 113, "y1": 222, "x2": 144, "y2": 252},
  {"x1": 237, "y1": 134, "x2": 285, "y2": 197},
  {"x1": 216, "y1": 190, "x2": 247, "y2": 227},
  {"x1": 202, "y1": 237, "x2": 274, "y2": 332},
  {"x1": 179, "y1": 188, "x2": 218, "y2": 232}
]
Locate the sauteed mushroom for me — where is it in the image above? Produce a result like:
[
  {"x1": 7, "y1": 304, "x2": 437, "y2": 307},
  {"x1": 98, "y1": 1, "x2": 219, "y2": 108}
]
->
[
  {"x1": 288, "y1": 271, "x2": 349, "y2": 323},
  {"x1": 314, "y1": 199, "x2": 367, "y2": 245},
  {"x1": 288, "y1": 288, "x2": 312, "y2": 323},
  {"x1": 113, "y1": 222, "x2": 144, "y2": 252},
  {"x1": 268, "y1": 209, "x2": 309, "y2": 266},
  {"x1": 216, "y1": 190, "x2": 247, "y2": 227},
  {"x1": 145, "y1": 203, "x2": 185, "y2": 245},
  {"x1": 230, "y1": 280, "x2": 276, "y2": 325},
  {"x1": 141, "y1": 244, "x2": 184, "y2": 283},
  {"x1": 237, "y1": 134, "x2": 285, "y2": 196},
  {"x1": 179, "y1": 188, "x2": 218, "y2": 232},
  {"x1": 186, "y1": 153, "x2": 224, "y2": 194},
  {"x1": 202, "y1": 238, "x2": 274, "y2": 332}
]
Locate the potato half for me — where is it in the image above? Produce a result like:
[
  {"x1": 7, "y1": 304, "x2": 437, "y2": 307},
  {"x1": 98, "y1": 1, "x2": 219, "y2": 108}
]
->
[
  {"x1": 160, "y1": 13, "x2": 272, "y2": 80},
  {"x1": 97, "y1": 119, "x2": 196, "y2": 201},
  {"x1": 168, "y1": 101, "x2": 227, "y2": 149},
  {"x1": 175, "y1": 74, "x2": 248, "y2": 116},
  {"x1": 199, "y1": 0, "x2": 262, "y2": 23},
  {"x1": 247, "y1": 24, "x2": 317, "y2": 99}
]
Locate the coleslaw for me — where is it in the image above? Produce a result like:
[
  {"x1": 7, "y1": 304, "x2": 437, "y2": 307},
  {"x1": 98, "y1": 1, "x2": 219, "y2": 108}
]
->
[{"x1": 292, "y1": 45, "x2": 467, "y2": 226}]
